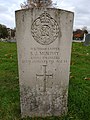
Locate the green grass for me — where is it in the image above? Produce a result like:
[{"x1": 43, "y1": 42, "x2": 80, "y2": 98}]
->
[{"x1": 0, "y1": 42, "x2": 90, "y2": 120}]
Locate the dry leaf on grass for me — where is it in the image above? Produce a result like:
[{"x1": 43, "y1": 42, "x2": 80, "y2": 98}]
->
[{"x1": 84, "y1": 77, "x2": 90, "y2": 80}]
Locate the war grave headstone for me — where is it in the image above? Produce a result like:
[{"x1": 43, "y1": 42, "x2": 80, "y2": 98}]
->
[
  {"x1": 84, "y1": 34, "x2": 90, "y2": 46},
  {"x1": 15, "y1": 7, "x2": 74, "y2": 117}
]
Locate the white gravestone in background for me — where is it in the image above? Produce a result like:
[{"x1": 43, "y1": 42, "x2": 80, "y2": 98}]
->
[{"x1": 15, "y1": 8, "x2": 74, "y2": 117}]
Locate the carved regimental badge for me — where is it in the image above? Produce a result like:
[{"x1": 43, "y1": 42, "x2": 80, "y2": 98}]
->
[{"x1": 31, "y1": 11, "x2": 60, "y2": 45}]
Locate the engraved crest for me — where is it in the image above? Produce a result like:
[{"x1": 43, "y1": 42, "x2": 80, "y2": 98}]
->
[{"x1": 31, "y1": 11, "x2": 60, "y2": 45}]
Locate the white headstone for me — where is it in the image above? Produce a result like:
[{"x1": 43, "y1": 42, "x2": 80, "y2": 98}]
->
[{"x1": 15, "y1": 8, "x2": 74, "y2": 117}]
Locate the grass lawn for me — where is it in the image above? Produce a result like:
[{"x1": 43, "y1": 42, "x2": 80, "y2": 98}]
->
[{"x1": 0, "y1": 42, "x2": 90, "y2": 120}]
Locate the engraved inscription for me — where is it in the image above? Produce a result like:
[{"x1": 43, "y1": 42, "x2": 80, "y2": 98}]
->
[
  {"x1": 21, "y1": 47, "x2": 68, "y2": 64},
  {"x1": 36, "y1": 65, "x2": 53, "y2": 92},
  {"x1": 31, "y1": 11, "x2": 60, "y2": 45}
]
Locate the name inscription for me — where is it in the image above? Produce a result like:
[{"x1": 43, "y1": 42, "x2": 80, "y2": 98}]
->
[{"x1": 22, "y1": 47, "x2": 68, "y2": 64}]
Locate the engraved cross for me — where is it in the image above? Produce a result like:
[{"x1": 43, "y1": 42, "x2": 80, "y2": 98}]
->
[{"x1": 36, "y1": 65, "x2": 53, "y2": 92}]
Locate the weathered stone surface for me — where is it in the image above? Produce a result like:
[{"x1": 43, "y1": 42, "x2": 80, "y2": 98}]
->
[{"x1": 15, "y1": 8, "x2": 74, "y2": 117}]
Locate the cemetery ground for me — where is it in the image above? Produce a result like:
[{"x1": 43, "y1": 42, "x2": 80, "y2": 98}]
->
[{"x1": 0, "y1": 42, "x2": 90, "y2": 120}]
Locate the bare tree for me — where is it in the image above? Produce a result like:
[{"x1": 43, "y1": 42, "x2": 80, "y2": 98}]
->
[{"x1": 21, "y1": 0, "x2": 53, "y2": 9}]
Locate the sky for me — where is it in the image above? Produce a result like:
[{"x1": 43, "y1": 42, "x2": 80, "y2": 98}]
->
[{"x1": 0, "y1": 0, "x2": 90, "y2": 31}]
